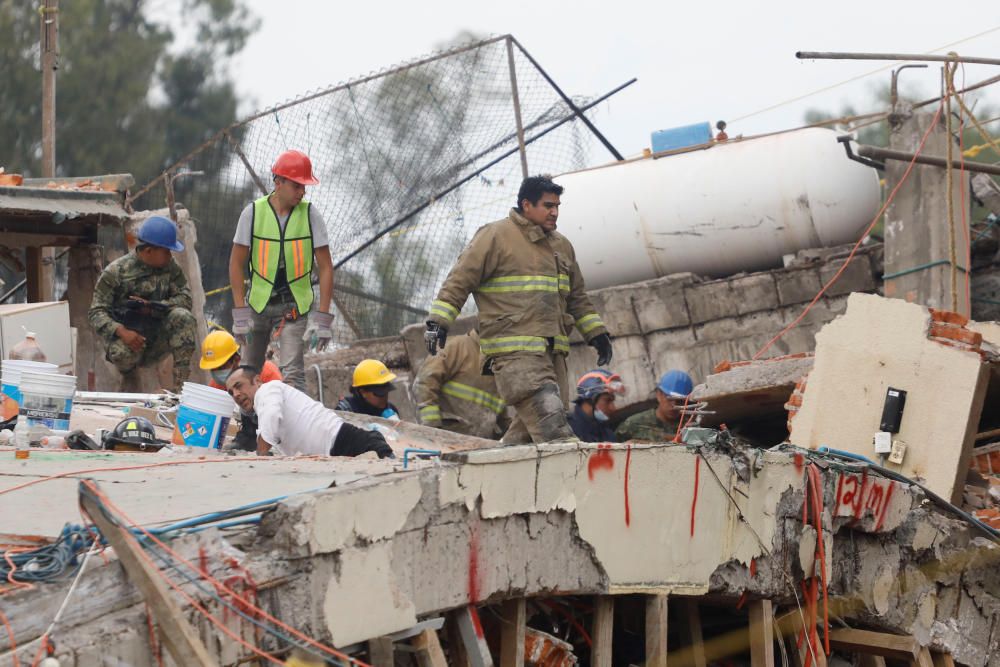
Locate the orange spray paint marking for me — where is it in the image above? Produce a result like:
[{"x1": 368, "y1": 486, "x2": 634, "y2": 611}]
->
[
  {"x1": 623, "y1": 444, "x2": 632, "y2": 527},
  {"x1": 587, "y1": 444, "x2": 614, "y2": 481},
  {"x1": 749, "y1": 558, "x2": 757, "y2": 578},
  {"x1": 468, "y1": 521, "x2": 480, "y2": 603},
  {"x1": 793, "y1": 453, "x2": 804, "y2": 474},
  {"x1": 690, "y1": 456, "x2": 701, "y2": 537}
]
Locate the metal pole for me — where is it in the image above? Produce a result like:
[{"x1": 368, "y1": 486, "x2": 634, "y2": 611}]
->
[
  {"x1": 796, "y1": 51, "x2": 1000, "y2": 67},
  {"x1": 511, "y1": 37, "x2": 627, "y2": 161},
  {"x1": 334, "y1": 77, "x2": 637, "y2": 268},
  {"x1": 506, "y1": 36, "x2": 529, "y2": 180},
  {"x1": 37, "y1": 0, "x2": 59, "y2": 303},
  {"x1": 857, "y1": 145, "x2": 1000, "y2": 176}
]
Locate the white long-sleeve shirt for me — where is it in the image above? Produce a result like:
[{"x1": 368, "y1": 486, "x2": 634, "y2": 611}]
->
[{"x1": 253, "y1": 381, "x2": 344, "y2": 456}]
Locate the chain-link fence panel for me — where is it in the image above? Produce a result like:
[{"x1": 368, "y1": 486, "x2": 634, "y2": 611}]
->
[{"x1": 129, "y1": 35, "x2": 631, "y2": 341}]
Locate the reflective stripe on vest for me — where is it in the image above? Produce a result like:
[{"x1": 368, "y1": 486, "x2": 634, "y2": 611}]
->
[
  {"x1": 441, "y1": 381, "x2": 506, "y2": 415},
  {"x1": 248, "y1": 196, "x2": 315, "y2": 314},
  {"x1": 575, "y1": 313, "x2": 605, "y2": 336},
  {"x1": 479, "y1": 335, "x2": 570, "y2": 356},
  {"x1": 476, "y1": 273, "x2": 571, "y2": 294}
]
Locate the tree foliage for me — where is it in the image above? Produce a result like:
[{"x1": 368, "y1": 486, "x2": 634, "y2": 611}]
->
[{"x1": 0, "y1": 0, "x2": 258, "y2": 184}]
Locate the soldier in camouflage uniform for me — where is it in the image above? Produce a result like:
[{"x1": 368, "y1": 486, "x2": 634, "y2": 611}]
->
[{"x1": 88, "y1": 216, "x2": 197, "y2": 391}]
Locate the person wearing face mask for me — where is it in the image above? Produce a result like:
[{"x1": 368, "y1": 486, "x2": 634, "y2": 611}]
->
[
  {"x1": 200, "y1": 330, "x2": 282, "y2": 451},
  {"x1": 567, "y1": 369, "x2": 626, "y2": 443},
  {"x1": 336, "y1": 359, "x2": 401, "y2": 421}
]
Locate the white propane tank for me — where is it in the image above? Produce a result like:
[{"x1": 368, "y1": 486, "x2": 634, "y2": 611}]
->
[{"x1": 556, "y1": 128, "x2": 881, "y2": 289}]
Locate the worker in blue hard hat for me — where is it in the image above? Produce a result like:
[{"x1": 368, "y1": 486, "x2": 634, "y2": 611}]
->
[
  {"x1": 615, "y1": 369, "x2": 694, "y2": 443},
  {"x1": 567, "y1": 369, "x2": 626, "y2": 442},
  {"x1": 88, "y1": 215, "x2": 198, "y2": 391}
]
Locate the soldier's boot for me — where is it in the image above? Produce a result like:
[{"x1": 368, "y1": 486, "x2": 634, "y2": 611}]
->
[{"x1": 164, "y1": 307, "x2": 197, "y2": 392}]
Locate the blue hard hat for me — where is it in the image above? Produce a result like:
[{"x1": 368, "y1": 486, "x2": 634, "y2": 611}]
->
[
  {"x1": 136, "y1": 216, "x2": 184, "y2": 252},
  {"x1": 657, "y1": 370, "x2": 693, "y2": 398}
]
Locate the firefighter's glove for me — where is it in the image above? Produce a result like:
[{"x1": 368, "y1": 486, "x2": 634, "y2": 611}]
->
[
  {"x1": 307, "y1": 311, "x2": 335, "y2": 352},
  {"x1": 424, "y1": 321, "x2": 448, "y2": 356},
  {"x1": 231, "y1": 307, "x2": 254, "y2": 345},
  {"x1": 590, "y1": 333, "x2": 614, "y2": 366}
]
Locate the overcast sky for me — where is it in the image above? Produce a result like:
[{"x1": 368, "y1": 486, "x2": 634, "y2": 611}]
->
[{"x1": 231, "y1": 1, "x2": 1000, "y2": 159}]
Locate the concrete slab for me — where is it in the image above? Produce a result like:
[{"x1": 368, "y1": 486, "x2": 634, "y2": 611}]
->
[{"x1": 691, "y1": 354, "x2": 813, "y2": 427}]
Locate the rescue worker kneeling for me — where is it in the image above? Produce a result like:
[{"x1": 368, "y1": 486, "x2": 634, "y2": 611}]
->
[
  {"x1": 567, "y1": 369, "x2": 626, "y2": 443},
  {"x1": 225, "y1": 365, "x2": 394, "y2": 458}
]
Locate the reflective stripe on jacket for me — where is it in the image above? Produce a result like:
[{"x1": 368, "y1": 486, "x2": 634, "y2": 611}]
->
[
  {"x1": 428, "y1": 208, "x2": 607, "y2": 357},
  {"x1": 248, "y1": 195, "x2": 314, "y2": 314},
  {"x1": 412, "y1": 331, "x2": 509, "y2": 439}
]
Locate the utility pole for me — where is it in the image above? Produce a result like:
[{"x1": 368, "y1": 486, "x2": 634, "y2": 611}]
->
[{"x1": 31, "y1": 0, "x2": 59, "y2": 302}]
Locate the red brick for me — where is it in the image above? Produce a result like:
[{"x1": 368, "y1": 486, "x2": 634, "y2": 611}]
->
[
  {"x1": 929, "y1": 322, "x2": 982, "y2": 346},
  {"x1": 713, "y1": 360, "x2": 732, "y2": 374},
  {"x1": 930, "y1": 308, "x2": 970, "y2": 327}
]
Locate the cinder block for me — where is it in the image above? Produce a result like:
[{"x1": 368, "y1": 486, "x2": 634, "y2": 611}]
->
[
  {"x1": 685, "y1": 280, "x2": 738, "y2": 324},
  {"x1": 818, "y1": 255, "x2": 876, "y2": 297},
  {"x1": 695, "y1": 310, "x2": 787, "y2": 343},
  {"x1": 587, "y1": 286, "x2": 641, "y2": 337},
  {"x1": 631, "y1": 279, "x2": 692, "y2": 333},
  {"x1": 730, "y1": 273, "x2": 780, "y2": 315},
  {"x1": 775, "y1": 268, "x2": 823, "y2": 306}
]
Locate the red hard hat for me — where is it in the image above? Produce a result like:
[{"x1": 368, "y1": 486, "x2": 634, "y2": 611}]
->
[{"x1": 271, "y1": 150, "x2": 319, "y2": 186}]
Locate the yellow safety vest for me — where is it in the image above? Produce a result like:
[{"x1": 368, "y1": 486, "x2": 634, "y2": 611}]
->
[{"x1": 248, "y1": 196, "x2": 315, "y2": 314}]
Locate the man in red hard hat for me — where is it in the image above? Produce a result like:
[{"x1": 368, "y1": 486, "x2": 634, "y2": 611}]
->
[{"x1": 228, "y1": 150, "x2": 336, "y2": 390}]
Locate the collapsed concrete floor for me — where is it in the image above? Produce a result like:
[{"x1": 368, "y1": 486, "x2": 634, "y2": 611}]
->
[{"x1": 4, "y1": 439, "x2": 1000, "y2": 667}]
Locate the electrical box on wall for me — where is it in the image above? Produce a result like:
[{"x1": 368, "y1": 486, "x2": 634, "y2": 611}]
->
[{"x1": 879, "y1": 387, "x2": 907, "y2": 434}]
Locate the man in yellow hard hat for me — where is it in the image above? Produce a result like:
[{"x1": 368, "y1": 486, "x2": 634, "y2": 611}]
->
[
  {"x1": 199, "y1": 330, "x2": 282, "y2": 390},
  {"x1": 200, "y1": 330, "x2": 283, "y2": 452},
  {"x1": 335, "y1": 359, "x2": 401, "y2": 420}
]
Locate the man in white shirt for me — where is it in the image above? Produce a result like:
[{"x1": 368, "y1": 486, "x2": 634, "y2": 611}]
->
[{"x1": 225, "y1": 366, "x2": 394, "y2": 458}]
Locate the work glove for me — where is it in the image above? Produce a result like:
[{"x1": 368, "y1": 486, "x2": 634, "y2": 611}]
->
[
  {"x1": 307, "y1": 311, "x2": 335, "y2": 352},
  {"x1": 424, "y1": 321, "x2": 448, "y2": 356},
  {"x1": 589, "y1": 333, "x2": 614, "y2": 366},
  {"x1": 231, "y1": 307, "x2": 254, "y2": 345}
]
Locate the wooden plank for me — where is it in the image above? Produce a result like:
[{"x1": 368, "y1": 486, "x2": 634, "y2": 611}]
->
[
  {"x1": 645, "y1": 594, "x2": 668, "y2": 667},
  {"x1": 912, "y1": 647, "x2": 935, "y2": 667},
  {"x1": 25, "y1": 247, "x2": 43, "y2": 302},
  {"x1": 828, "y1": 628, "x2": 920, "y2": 660},
  {"x1": 368, "y1": 637, "x2": 394, "y2": 667},
  {"x1": 930, "y1": 652, "x2": 956, "y2": 667},
  {"x1": 500, "y1": 598, "x2": 526, "y2": 667},
  {"x1": 591, "y1": 596, "x2": 614, "y2": 667},
  {"x1": 858, "y1": 655, "x2": 887, "y2": 667},
  {"x1": 412, "y1": 628, "x2": 448, "y2": 667},
  {"x1": 454, "y1": 605, "x2": 494, "y2": 667},
  {"x1": 679, "y1": 599, "x2": 706, "y2": 667},
  {"x1": 79, "y1": 484, "x2": 216, "y2": 667},
  {"x1": 748, "y1": 600, "x2": 775, "y2": 667}
]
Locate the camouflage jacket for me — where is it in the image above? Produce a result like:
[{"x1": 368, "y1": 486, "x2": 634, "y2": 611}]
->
[
  {"x1": 88, "y1": 253, "x2": 192, "y2": 342},
  {"x1": 615, "y1": 409, "x2": 679, "y2": 443}
]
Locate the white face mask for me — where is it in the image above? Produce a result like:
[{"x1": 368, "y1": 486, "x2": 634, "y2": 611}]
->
[{"x1": 594, "y1": 409, "x2": 610, "y2": 423}]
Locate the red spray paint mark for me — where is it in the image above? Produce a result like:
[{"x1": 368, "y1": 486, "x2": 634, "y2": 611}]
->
[
  {"x1": 874, "y1": 482, "x2": 895, "y2": 531},
  {"x1": 467, "y1": 522, "x2": 480, "y2": 603},
  {"x1": 749, "y1": 558, "x2": 757, "y2": 578},
  {"x1": 587, "y1": 444, "x2": 614, "y2": 480},
  {"x1": 690, "y1": 456, "x2": 701, "y2": 537},
  {"x1": 735, "y1": 591, "x2": 749, "y2": 610},
  {"x1": 623, "y1": 444, "x2": 632, "y2": 527},
  {"x1": 469, "y1": 606, "x2": 485, "y2": 639},
  {"x1": 793, "y1": 453, "x2": 805, "y2": 474}
]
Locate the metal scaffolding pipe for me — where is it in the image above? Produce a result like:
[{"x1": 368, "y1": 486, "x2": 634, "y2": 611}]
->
[
  {"x1": 857, "y1": 145, "x2": 1000, "y2": 176},
  {"x1": 796, "y1": 51, "x2": 1000, "y2": 67}
]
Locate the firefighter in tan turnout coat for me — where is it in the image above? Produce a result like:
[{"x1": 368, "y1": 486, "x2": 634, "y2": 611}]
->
[
  {"x1": 424, "y1": 176, "x2": 613, "y2": 444},
  {"x1": 413, "y1": 330, "x2": 510, "y2": 440}
]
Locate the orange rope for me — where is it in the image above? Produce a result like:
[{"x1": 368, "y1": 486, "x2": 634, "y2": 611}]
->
[
  {"x1": 754, "y1": 102, "x2": 946, "y2": 360},
  {"x1": 0, "y1": 607, "x2": 19, "y2": 667},
  {"x1": 81, "y1": 480, "x2": 369, "y2": 667}
]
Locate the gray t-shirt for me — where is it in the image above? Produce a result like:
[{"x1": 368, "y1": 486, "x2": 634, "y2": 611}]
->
[{"x1": 232, "y1": 201, "x2": 330, "y2": 248}]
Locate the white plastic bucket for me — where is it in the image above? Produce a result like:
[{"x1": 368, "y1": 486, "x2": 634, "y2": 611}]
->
[
  {"x1": 171, "y1": 382, "x2": 234, "y2": 449},
  {"x1": 17, "y1": 370, "x2": 77, "y2": 431},
  {"x1": 1, "y1": 360, "x2": 58, "y2": 423}
]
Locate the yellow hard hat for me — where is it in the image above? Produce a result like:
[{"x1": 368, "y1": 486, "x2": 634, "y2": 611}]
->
[
  {"x1": 352, "y1": 359, "x2": 397, "y2": 387},
  {"x1": 199, "y1": 330, "x2": 239, "y2": 370}
]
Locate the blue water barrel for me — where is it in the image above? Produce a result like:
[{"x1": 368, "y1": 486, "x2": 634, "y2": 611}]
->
[{"x1": 650, "y1": 122, "x2": 713, "y2": 153}]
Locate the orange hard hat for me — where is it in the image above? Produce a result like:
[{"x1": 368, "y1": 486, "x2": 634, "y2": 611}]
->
[{"x1": 271, "y1": 150, "x2": 319, "y2": 186}]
